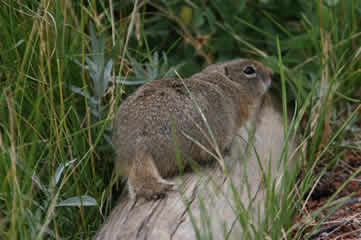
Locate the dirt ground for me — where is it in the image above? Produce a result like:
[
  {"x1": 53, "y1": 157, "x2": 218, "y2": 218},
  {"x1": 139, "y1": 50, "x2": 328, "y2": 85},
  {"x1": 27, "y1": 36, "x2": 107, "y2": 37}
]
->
[{"x1": 294, "y1": 106, "x2": 361, "y2": 240}]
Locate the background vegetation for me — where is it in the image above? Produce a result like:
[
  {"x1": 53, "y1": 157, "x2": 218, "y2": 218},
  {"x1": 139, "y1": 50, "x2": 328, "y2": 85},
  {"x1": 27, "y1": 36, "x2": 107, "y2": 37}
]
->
[{"x1": 0, "y1": 0, "x2": 360, "y2": 239}]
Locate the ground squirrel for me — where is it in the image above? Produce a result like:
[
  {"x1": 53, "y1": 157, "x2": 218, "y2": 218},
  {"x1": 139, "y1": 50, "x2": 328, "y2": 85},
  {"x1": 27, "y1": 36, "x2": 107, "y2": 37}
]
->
[{"x1": 113, "y1": 59, "x2": 272, "y2": 200}]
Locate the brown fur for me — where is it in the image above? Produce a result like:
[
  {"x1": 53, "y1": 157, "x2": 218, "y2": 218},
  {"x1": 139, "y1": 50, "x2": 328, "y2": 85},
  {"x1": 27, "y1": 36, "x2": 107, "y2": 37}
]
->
[{"x1": 112, "y1": 59, "x2": 272, "y2": 200}]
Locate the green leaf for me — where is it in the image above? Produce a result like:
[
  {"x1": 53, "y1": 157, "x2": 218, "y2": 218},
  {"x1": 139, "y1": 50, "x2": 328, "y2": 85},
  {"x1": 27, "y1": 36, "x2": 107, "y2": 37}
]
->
[
  {"x1": 205, "y1": 7, "x2": 217, "y2": 32},
  {"x1": 193, "y1": 8, "x2": 205, "y2": 28},
  {"x1": 57, "y1": 195, "x2": 97, "y2": 207},
  {"x1": 53, "y1": 159, "x2": 77, "y2": 186}
]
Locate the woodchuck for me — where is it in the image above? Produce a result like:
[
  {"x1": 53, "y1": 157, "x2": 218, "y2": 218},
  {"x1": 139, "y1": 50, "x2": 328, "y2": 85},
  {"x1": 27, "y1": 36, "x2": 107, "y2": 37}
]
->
[{"x1": 112, "y1": 59, "x2": 272, "y2": 200}]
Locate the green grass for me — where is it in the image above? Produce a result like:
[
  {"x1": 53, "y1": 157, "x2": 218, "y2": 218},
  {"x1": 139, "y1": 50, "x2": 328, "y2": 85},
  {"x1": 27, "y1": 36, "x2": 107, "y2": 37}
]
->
[{"x1": 1, "y1": 0, "x2": 360, "y2": 239}]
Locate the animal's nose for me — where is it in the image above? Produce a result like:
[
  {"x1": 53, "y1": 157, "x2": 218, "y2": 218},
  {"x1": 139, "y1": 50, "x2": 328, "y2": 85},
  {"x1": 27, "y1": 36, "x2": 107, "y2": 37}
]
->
[
  {"x1": 264, "y1": 74, "x2": 271, "y2": 88},
  {"x1": 265, "y1": 66, "x2": 273, "y2": 75}
]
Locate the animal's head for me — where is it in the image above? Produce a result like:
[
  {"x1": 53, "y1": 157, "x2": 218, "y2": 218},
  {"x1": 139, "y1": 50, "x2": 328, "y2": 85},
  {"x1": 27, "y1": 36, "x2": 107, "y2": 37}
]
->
[{"x1": 223, "y1": 59, "x2": 272, "y2": 98}]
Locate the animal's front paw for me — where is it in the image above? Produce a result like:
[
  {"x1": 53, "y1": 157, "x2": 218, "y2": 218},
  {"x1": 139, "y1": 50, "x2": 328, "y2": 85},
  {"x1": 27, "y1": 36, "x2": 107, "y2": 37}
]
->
[{"x1": 131, "y1": 179, "x2": 175, "y2": 201}]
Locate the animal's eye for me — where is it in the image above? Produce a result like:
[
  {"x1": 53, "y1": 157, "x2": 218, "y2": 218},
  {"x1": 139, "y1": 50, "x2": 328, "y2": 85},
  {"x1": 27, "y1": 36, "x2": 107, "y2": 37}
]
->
[{"x1": 243, "y1": 65, "x2": 256, "y2": 76}]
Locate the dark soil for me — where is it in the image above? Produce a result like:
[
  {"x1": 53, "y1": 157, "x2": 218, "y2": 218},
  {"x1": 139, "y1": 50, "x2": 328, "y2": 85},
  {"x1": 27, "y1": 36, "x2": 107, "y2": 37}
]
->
[{"x1": 294, "y1": 109, "x2": 361, "y2": 240}]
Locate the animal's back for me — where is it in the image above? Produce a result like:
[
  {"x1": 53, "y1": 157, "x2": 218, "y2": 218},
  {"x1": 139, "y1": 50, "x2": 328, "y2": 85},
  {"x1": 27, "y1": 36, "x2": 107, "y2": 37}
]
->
[{"x1": 113, "y1": 77, "x2": 234, "y2": 177}]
